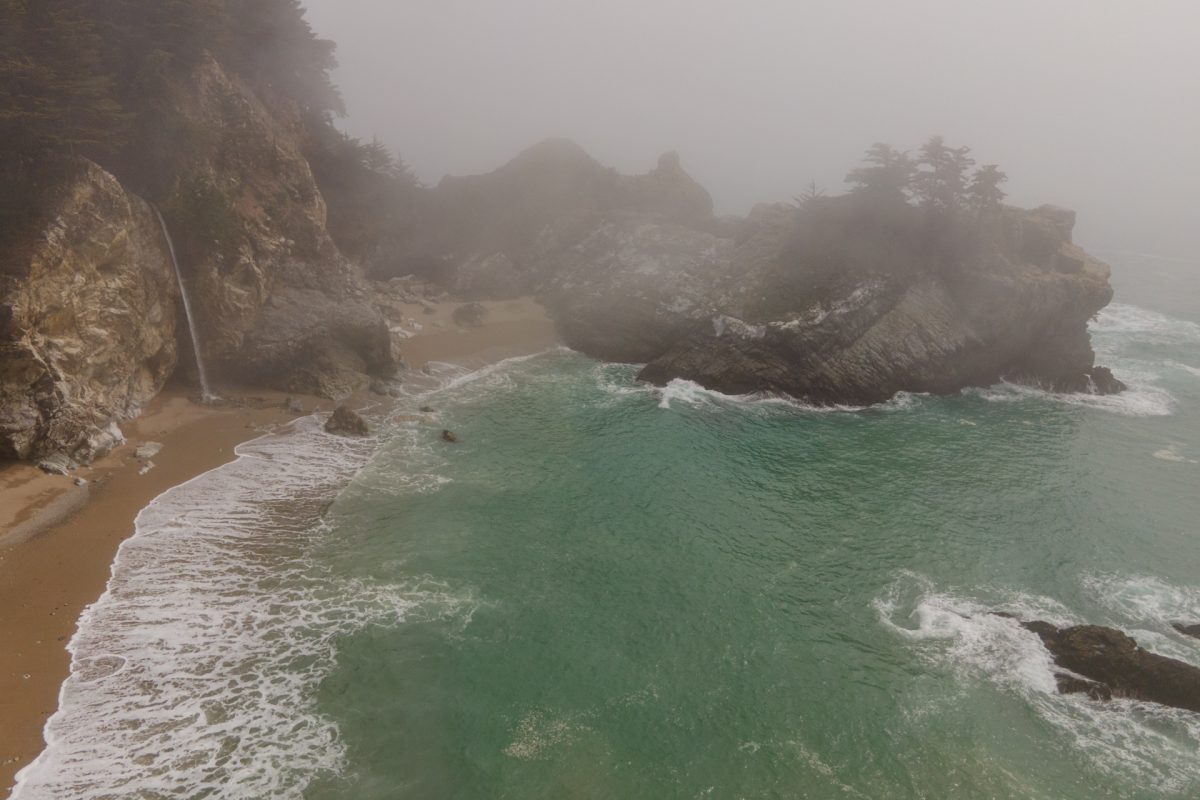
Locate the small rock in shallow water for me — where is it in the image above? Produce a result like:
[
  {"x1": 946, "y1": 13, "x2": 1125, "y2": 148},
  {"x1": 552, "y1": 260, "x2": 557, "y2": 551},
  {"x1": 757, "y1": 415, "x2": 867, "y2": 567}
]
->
[
  {"x1": 1086, "y1": 366, "x2": 1126, "y2": 395},
  {"x1": 452, "y1": 303, "x2": 488, "y2": 328},
  {"x1": 73, "y1": 477, "x2": 87, "y2": 487},
  {"x1": 138, "y1": 461, "x2": 156, "y2": 476},
  {"x1": 441, "y1": 429, "x2": 459, "y2": 443},
  {"x1": 420, "y1": 406, "x2": 436, "y2": 414},
  {"x1": 325, "y1": 406, "x2": 369, "y2": 437},
  {"x1": 1173, "y1": 623, "x2": 1200, "y2": 640},
  {"x1": 135, "y1": 442, "x2": 163, "y2": 461}
]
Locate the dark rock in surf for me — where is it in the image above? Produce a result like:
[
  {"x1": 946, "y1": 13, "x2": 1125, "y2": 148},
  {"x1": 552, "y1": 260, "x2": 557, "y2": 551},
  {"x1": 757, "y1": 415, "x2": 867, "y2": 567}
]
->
[
  {"x1": 1086, "y1": 366, "x2": 1127, "y2": 395},
  {"x1": 1022, "y1": 621, "x2": 1200, "y2": 712},
  {"x1": 420, "y1": 406, "x2": 436, "y2": 414},
  {"x1": 441, "y1": 429, "x2": 458, "y2": 443},
  {"x1": 325, "y1": 406, "x2": 369, "y2": 437},
  {"x1": 1173, "y1": 623, "x2": 1200, "y2": 641}
]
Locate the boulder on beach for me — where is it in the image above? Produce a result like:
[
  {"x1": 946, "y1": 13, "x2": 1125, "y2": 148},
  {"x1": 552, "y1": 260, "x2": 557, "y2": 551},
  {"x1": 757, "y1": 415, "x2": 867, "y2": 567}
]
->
[
  {"x1": 325, "y1": 406, "x2": 369, "y2": 437},
  {"x1": 1022, "y1": 620, "x2": 1200, "y2": 713}
]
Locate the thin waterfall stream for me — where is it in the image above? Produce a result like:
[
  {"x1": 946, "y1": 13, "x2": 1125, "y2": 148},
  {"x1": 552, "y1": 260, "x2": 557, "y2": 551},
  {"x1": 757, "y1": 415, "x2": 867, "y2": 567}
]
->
[{"x1": 152, "y1": 206, "x2": 217, "y2": 401}]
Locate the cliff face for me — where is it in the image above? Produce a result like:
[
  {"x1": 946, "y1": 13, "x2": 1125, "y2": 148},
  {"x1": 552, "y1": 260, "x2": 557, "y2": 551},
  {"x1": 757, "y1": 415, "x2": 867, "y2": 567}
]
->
[
  {"x1": 0, "y1": 160, "x2": 178, "y2": 462},
  {"x1": 0, "y1": 56, "x2": 400, "y2": 462},
  {"x1": 156, "y1": 55, "x2": 397, "y2": 397},
  {"x1": 392, "y1": 140, "x2": 717, "y2": 299},
  {"x1": 417, "y1": 143, "x2": 1122, "y2": 404}
]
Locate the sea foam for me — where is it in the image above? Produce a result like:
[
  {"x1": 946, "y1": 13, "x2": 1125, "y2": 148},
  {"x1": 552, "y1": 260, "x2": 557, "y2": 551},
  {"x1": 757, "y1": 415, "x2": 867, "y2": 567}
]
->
[
  {"x1": 876, "y1": 572, "x2": 1200, "y2": 794},
  {"x1": 12, "y1": 353, "x2": 558, "y2": 799}
]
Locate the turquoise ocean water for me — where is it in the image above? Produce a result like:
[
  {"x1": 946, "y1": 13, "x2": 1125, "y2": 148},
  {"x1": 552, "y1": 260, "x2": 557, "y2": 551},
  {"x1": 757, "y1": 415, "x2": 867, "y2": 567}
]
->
[{"x1": 13, "y1": 260, "x2": 1200, "y2": 799}]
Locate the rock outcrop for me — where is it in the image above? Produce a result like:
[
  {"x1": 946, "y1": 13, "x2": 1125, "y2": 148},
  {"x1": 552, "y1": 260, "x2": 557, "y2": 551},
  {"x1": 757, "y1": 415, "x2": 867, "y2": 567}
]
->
[
  {"x1": 0, "y1": 56, "x2": 406, "y2": 463},
  {"x1": 1023, "y1": 621, "x2": 1200, "y2": 712},
  {"x1": 151, "y1": 55, "x2": 398, "y2": 397},
  {"x1": 407, "y1": 143, "x2": 1123, "y2": 404},
  {"x1": 0, "y1": 159, "x2": 178, "y2": 462},
  {"x1": 325, "y1": 405, "x2": 369, "y2": 437}
]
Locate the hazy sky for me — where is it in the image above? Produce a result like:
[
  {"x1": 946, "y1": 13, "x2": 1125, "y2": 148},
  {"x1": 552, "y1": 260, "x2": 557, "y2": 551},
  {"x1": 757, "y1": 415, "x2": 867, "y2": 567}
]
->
[{"x1": 303, "y1": 1, "x2": 1199, "y2": 260}]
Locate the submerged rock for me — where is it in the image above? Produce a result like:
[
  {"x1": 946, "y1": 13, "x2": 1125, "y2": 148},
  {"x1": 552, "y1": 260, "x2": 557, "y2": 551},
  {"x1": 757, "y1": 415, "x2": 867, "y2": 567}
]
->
[
  {"x1": 452, "y1": 303, "x2": 489, "y2": 328},
  {"x1": 325, "y1": 406, "x2": 369, "y2": 437},
  {"x1": 1173, "y1": 623, "x2": 1200, "y2": 641},
  {"x1": 1023, "y1": 621, "x2": 1200, "y2": 713},
  {"x1": 441, "y1": 429, "x2": 459, "y2": 443},
  {"x1": 135, "y1": 442, "x2": 163, "y2": 461}
]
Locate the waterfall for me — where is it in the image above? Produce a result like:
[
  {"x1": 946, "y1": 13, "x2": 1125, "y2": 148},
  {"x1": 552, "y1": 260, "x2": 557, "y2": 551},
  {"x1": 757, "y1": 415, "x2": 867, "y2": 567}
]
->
[{"x1": 152, "y1": 206, "x2": 217, "y2": 401}]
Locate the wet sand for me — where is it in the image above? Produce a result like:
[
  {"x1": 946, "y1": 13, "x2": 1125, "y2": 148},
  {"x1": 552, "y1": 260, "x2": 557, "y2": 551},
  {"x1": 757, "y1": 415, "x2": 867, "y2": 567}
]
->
[{"x1": 0, "y1": 297, "x2": 557, "y2": 795}]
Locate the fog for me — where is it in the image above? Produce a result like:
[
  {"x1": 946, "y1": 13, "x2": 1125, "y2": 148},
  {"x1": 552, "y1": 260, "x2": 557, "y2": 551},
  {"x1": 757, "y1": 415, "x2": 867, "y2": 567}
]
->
[{"x1": 303, "y1": 0, "x2": 1199, "y2": 262}]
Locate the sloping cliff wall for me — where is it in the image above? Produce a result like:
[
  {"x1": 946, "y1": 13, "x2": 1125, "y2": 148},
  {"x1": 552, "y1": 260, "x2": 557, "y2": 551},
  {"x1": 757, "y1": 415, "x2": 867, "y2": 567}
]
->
[
  {"x1": 153, "y1": 55, "x2": 397, "y2": 398},
  {"x1": 0, "y1": 160, "x2": 178, "y2": 462},
  {"x1": 0, "y1": 56, "x2": 399, "y2": 462}
]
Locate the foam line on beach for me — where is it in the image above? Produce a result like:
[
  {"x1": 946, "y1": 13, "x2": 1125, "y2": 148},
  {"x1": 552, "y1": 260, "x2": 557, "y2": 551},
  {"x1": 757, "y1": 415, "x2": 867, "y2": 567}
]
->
[{"x1": 12, "y1": 355, "x2": 545, "y2": 799}]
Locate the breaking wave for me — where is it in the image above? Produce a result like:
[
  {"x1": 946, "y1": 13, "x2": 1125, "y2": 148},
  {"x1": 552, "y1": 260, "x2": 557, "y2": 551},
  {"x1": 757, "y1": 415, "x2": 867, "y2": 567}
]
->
[
  {"x1": 12, "y1": 352, "x2": 562, "y2": 799},
  {"x1": 876, "y1": 572, "x2": 1200, "y2": 795}
]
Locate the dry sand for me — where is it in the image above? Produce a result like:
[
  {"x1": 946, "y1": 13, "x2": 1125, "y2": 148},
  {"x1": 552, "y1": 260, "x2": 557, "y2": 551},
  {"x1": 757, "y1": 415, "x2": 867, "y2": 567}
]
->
[{"x1": 0, "y1": 297, "x2": 558, "y2": 795}]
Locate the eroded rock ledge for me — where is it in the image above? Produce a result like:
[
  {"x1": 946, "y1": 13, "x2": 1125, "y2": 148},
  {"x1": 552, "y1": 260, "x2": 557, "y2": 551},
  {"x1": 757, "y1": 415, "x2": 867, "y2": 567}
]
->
[{"x1": 1022, "y1": 620, "x2": 1200, "y2": 713}]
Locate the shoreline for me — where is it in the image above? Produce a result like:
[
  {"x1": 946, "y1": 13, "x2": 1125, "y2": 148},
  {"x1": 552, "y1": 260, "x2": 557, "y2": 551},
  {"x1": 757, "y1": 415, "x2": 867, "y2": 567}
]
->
[{"x1": 0, "y1": 297, "x2": 558, "y2": 796}]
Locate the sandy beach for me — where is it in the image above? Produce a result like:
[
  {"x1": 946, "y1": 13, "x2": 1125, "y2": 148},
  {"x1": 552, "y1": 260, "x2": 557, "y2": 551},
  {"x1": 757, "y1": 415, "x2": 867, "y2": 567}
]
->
[{"x1": 0, "y1": 297, "x2": 557, "y2": 795}]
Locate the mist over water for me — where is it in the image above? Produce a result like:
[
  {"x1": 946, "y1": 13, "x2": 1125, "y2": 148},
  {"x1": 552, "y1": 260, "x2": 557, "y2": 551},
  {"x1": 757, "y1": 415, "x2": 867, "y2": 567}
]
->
[{"x1": 302, "y1": 0, "x2": 1200, "y2": 260}]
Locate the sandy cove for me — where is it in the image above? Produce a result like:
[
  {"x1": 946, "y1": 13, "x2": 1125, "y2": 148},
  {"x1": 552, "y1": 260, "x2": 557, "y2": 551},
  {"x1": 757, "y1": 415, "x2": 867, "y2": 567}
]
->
[{"x1": 0, "y1": 297, "x2": 557, "y2": 796}]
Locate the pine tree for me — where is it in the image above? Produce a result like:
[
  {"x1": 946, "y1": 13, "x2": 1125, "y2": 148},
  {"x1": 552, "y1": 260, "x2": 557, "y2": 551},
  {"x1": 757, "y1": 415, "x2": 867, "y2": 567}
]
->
[
  {"x1": 845, "y1": 143, "x2": 914, "y2": 205},
  {"x1": 968, "y1": 164, "x2": 1008, "y2": 214},
  {"x1": 224, "y1": 0, "x2": 344, "y2": 115},
  {"x1": 0, "y1": 0, "x2": 129, "y2": 162},
  {"x1": 913, "y1": 136, "x2": 975, "y2": 211}
]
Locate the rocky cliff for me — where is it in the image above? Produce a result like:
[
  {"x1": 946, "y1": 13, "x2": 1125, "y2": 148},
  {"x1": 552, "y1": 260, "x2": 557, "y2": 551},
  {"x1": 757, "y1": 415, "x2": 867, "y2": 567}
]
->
[
  {"x1": 0, "y1": 120, "x2": 1124, "y2": 462},
  {"x1": 0, "y1": 56, "x2": 400, "y2": 462},
  {"x1": 411, "y1": 142, "x2": 1122, "y2": 404},
  {"x1": 153, "y1": 55, "x2": 397, "y2": 398},
  {"x1": 0, "y1": 160, "x2": 178, "y2": 463}
]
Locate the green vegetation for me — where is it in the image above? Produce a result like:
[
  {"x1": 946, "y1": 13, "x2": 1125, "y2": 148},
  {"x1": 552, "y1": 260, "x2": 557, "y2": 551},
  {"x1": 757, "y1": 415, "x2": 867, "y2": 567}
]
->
[
  {"x1": 0, "y1": 0, "x2": 413, "y2": 255},
  {"x1": 304, "y1": 120, "x2": 423, "y2": 263},
  {"x1": 757, "y1": 138, "x2": 1012, "y2": 317},
  {"x1": 0, "y1": 0, "x2": 338, "y2": 166},
  {"x1": 845, "y1": 137, "x2": 1007, "y2": 215}
]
